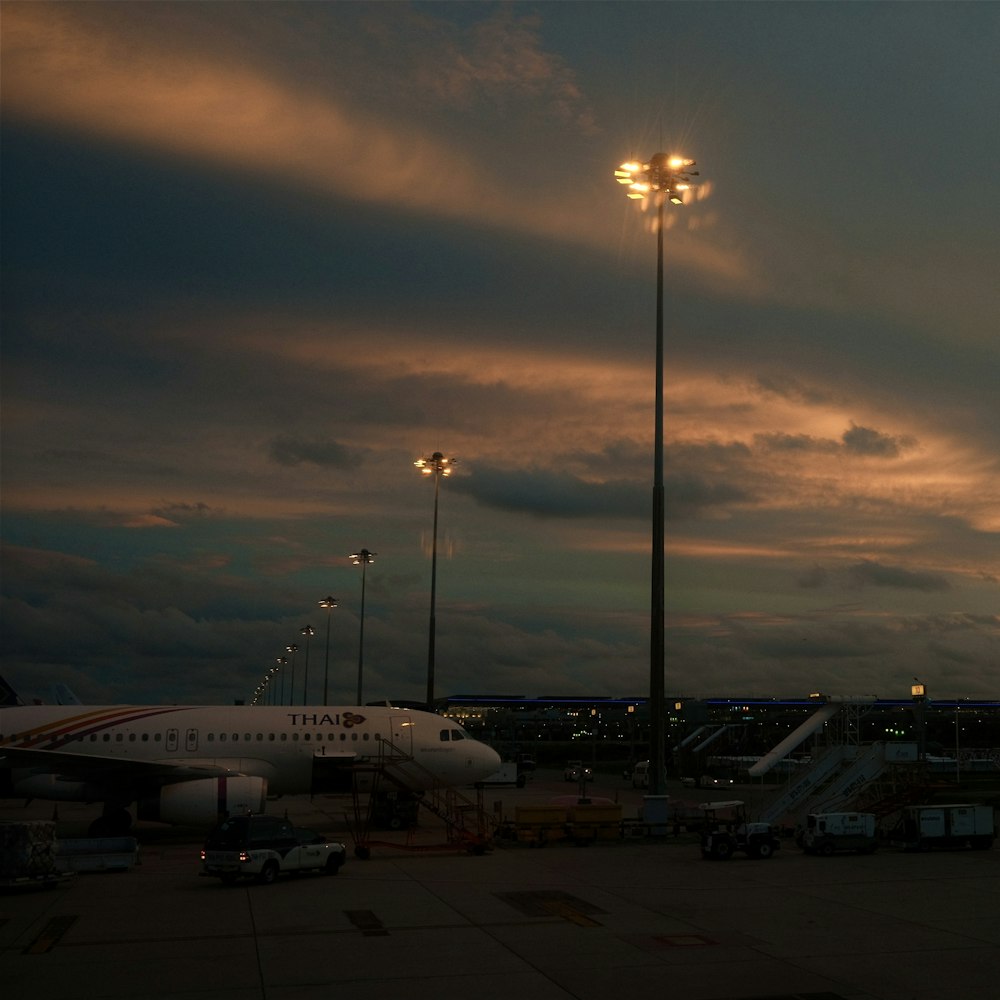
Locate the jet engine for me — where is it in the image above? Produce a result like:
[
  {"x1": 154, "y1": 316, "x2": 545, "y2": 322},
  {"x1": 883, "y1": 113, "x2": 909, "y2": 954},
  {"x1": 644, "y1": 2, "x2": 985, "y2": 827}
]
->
[{"x1": 138, "y1": 775, "x2": 267, "y2": 826}]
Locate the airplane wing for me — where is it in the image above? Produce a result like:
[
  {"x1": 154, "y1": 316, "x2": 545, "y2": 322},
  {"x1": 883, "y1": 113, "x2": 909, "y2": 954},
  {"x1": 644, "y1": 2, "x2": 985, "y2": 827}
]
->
[{"x1": 0, "y1": 745, "x2": 243, "y2": 785}]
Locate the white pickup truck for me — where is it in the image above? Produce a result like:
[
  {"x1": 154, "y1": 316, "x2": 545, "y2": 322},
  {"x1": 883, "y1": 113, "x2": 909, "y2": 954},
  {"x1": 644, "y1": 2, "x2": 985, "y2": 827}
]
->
[{"x1": 201, "y1": 814, "x2": 346, "y2": 884}]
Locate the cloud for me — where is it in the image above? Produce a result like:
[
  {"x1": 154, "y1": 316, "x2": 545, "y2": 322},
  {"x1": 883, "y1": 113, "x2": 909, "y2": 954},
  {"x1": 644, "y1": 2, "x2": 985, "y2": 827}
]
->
[
  {"x1": 796, "y1": 564, "x2": 829, "y2": 589},
  {"x1": 0, "y1": 3, "x2": 746, "y2": 289},
  {"x1": 451, "y1": 466, "x2": 646, "y2": 520},
  {"x1": 404, "y1": 6, "x2": 598, "y2": 132},
  {"x1": 842, "y1": 423, "x2": 915, "y2": 458},
  {"x1": 848, "y1": 560, "x2": 949, "y2": 592},
  {"x1": 268, "y1": 436, "x2": 364, "y2": 469},
  {"x1": 754, "y1": 432, "x2": 840, "y2": 454}
]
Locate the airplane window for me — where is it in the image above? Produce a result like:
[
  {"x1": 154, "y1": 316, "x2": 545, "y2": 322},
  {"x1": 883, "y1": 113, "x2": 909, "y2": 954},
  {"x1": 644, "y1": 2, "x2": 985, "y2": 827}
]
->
[
  {"x1": 327, "y1": 734, "x2": 335, "y2": 741},
  {"x1": 154, "y1": 733, "x2": 161, "y2": 741},
  {"x1": 128, "y1": 733, "x2": 136, "y2": 742},
  {"x1": 451, "y1": 731, "x2": 464, "y2": 740},
  {"x1": 340, "y1": 733, "x2": 346, "y2": 741},
  {"x1": 207, "y1": 733, "x2": 214, "y2": 742},
  {"x1": 115, "y1": 733, "x2": 123, "y2": 742},
  {"x1": 351, "y1": 732, "x2": 358, "y2": 741},
  {"x1": 244, "y1": 733, "x2": 251, "y2": 741},
  {"x1": 292, "y1": 733, "x2": 299, "y2": 741},
  {"x1": 141, "y1": 733, "x2": 149, "y2": 742},
  {"x1": 103, "y1": 734, "x2": 110, "y2": 742},
  {"x1": 268, "y1": 733, "x2": 275, "y2": 741},
  {"x1": 232, "y1": 733, "x2": 239, "y2": 741},
  {"x1": 220, "y1": 733, "x2": 227, "y2": 742},
  {"x1": 280, "y1": 733, "x2": 287, "y2": 741},
  {"x1": 256, "y1": 733, "x2": 263, "y2": 741},
  {"x1": 90, "y1": 734, "x2": 97, "y2": 742},
  {"x1": 363, "y1": 732, "x2": 370, "y2": 741},
  {"x1": 304, "y1": 733, "x2": 311, "y2": 741}
]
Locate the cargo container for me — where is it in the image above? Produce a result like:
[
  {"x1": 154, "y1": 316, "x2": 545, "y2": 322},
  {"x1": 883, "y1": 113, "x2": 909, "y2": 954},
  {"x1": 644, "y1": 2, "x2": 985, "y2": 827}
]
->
[{"x1": 893, "y1": 804, "x2": 994, "y2": 851}]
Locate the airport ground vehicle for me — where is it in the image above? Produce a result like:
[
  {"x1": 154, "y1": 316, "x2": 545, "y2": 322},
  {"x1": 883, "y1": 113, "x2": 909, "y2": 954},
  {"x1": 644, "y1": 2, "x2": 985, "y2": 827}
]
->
[
  {"x1": 700, "y1": 801, "x2": 780, "y2": 860},
  {"x1": 476, "y1": 762, "x2": 527, "y2": 788},
  {"x1": 892, "y1": 803, "x2": 994, "y2": 851},
  {"x1": 700, "y1": 774, "x2": 735, "y2": 788},
  {"x1": 200, "y1": 815, "x2": 346, "y2": 884},
  {"x1": 800, "y1": 812, "x2": 877, "y2": 855},
  {"x1": 564, "y1": 760, "x2": 593, "y2": 782}
]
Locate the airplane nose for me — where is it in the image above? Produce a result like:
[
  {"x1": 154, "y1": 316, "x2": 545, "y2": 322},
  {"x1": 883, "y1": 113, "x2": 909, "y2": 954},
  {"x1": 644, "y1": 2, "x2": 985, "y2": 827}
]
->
[{"x1": 477, "y1": 741, "x2": 501, "y2": 774}]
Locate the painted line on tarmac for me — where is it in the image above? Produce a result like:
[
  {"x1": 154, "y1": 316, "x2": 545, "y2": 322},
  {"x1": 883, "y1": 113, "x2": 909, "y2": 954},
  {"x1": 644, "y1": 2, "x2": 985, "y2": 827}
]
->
[
  {"x1": 24, "y1": 914, "x2": 78, "y2": 954},
  {"x1": 344, "y1": 909, "x2": 389, "y2": 936}
]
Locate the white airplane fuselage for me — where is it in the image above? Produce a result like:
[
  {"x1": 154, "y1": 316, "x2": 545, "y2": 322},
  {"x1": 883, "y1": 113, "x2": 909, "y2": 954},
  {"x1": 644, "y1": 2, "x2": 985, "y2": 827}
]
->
[{"x1": 0, "y1": 703, "x2": 501, "y2": 828}]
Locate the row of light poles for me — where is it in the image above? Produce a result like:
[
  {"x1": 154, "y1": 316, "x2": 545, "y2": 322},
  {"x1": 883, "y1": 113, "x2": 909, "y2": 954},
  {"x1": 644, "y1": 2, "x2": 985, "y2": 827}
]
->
[
  {"x1": 251, "y1": 148, "x2": 694, "y2": 740},
  {"x1": 250, "y1": 452, "x2": 456, "y2": 709},
  {"x1": 250, "y1": 555, "x2": 375, "y2": 707}
]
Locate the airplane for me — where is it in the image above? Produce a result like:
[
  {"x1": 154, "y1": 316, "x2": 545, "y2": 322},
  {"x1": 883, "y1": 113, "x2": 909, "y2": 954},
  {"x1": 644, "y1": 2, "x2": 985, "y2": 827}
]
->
[{"x1": 0, "y1": 677, "x2": 501, "y2": 835}]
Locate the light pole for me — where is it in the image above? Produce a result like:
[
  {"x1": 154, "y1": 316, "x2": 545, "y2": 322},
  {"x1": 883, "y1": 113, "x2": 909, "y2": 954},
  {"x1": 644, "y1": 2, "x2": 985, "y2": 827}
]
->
[
  {"x1": 299, "y1": 626, "x2": 315, "y2": 706},
  {"x1": 350, "y1": 549, "x2": 376, "y2": 706},
  {"x1": 414, "y1": 452, "x2": 455, "y2": 709},
  {"x1": 286, "y1": 644, "x2": 299, "y2": 706},
  {"x1": 318, "y1": 597, "x2": 337, "y2": 706},
  {"x1": 614, "y1": 153, "x2": 698, "y2": 797}
]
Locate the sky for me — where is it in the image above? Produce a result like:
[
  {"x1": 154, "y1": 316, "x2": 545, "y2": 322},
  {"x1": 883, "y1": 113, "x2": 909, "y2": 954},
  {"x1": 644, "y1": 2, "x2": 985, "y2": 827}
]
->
[{"x1": 2, "y1": 1, "x2": 998, "y2": 707}]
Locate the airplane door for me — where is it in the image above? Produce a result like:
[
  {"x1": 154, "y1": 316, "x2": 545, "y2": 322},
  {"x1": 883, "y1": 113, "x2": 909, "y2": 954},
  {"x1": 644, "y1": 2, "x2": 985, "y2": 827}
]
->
[
  {"x1": 390, "y1": 714, "x2": 412, "y2": 757},
  {"x1": 166, "y1": 728, "x2": 179, "y2": 752},
  {"x1": 185, "y1": 728, "x2": 198, "y2": 752}
]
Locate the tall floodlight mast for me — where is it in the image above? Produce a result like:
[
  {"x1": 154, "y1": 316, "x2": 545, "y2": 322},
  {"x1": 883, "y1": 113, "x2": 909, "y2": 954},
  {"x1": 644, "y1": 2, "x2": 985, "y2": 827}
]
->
[
  {"x1": 613, "y1": 153, "x2": 699, "y2": 797},
  {"x1": 318, "y1": 597, "x2": 338, "y2": 706},
  {"x1": 414, "y1": 452, "x2": 455, "y2": 708},
  {"x1": 349, "y1": 549, "x2": 376, "y2": 705}
]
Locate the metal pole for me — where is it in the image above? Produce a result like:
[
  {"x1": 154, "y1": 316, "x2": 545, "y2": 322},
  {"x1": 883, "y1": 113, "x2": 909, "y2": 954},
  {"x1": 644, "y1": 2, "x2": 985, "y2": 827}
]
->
[
  {"x1": 357, "y1": 561, "x2": 368, "y2": 705},
  {"x1": 649, "y1": 193, "x2": 666, "y2": 797},
  {"x1": 302, "y1": 631, "x2": 311, "y2": 706},
  {"x1": 427, "y1": 470, "x2": 440, "y2": 708},
  {"x1": 323, "y1": 609, "x2": 331, "y2": 706}
]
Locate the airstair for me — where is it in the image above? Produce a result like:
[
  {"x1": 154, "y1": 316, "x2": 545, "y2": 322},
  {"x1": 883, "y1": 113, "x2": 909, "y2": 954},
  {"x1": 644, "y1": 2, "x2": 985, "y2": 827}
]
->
[
  {"x1": 756, "y1": 744, "x2": 855, "y2": 825},
  {"x1": 344, "y1": 736, "x2": 496, "y2": 858}
]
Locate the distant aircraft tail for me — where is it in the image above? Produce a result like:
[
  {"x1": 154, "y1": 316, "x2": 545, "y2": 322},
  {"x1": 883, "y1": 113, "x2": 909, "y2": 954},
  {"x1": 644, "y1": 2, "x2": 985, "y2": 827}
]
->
[
  {"x1": 0, "y1": 675, "x2": 25, "y2": 707},
  {"x1": 50, "y1": 683, "x2": 83, "y2": 706}
]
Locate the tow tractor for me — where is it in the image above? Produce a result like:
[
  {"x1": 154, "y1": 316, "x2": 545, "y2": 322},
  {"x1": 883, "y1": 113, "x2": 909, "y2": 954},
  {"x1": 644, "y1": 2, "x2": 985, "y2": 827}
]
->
[{"x1": 700, "y1": 800, "x2": 780, "y2": 860}]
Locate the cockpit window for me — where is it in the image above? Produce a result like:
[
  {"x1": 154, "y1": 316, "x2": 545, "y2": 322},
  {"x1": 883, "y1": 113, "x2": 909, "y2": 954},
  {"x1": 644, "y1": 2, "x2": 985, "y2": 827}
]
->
[
  {"x1": 439, "y1": 730, "x2": 450, "y2": 742},
  {"x1": 450, "y1": 730, "x2": 464, "y2": 740}
]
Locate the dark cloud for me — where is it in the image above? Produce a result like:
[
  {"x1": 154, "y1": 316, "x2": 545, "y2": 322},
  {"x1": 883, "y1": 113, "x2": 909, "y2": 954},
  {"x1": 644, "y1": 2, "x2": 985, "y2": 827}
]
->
[
  {"x1": 268, "y1": 436, "x2": 364, "y2": 469},
  {"x1": 451, "y1": 466, "x2": 646, "y2": 520},
  {"x1": 842, "y1": 423, "x2": 915, "y2": 458},
  {"x1": 848, "y1": 560, "x2": 949, "y2": 592}
]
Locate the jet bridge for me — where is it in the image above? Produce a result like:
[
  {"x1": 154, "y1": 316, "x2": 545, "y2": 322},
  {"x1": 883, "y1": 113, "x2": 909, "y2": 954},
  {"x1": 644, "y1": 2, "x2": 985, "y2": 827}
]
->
[
  {"x1": 689, "y1": 724, "x2": 738, "y2": 755},
  {"x1": 747, "y1": 703, "x2": 840, "y2": 777},
  {"x1": 747, "y1": 696, "x2": 876, "y2": 778}
]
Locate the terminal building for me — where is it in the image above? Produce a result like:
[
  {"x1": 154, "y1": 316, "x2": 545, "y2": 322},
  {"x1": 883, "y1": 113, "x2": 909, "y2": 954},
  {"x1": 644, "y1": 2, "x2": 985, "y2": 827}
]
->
[{"x1": 436, "y1": 692, "x2": 1000, "y2": 776}]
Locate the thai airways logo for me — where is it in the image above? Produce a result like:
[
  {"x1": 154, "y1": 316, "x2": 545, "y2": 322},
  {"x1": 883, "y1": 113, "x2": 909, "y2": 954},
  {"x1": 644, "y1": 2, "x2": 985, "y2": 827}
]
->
[{"x1": 285, "y1": 712, "x2": 366, "y2": 727}]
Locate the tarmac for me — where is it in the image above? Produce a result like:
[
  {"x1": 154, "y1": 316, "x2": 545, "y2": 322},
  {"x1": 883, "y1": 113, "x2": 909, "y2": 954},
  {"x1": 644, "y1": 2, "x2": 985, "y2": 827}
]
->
[{"x1": 2, "y1": 772, "x2": 998, "y2": 1000}]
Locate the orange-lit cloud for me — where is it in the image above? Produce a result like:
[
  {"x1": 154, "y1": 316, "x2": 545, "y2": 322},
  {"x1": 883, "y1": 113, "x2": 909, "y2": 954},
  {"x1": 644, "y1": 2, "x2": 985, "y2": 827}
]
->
[{"x1": 0, "y1": 4, "x2": 750, "y2": 291}]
